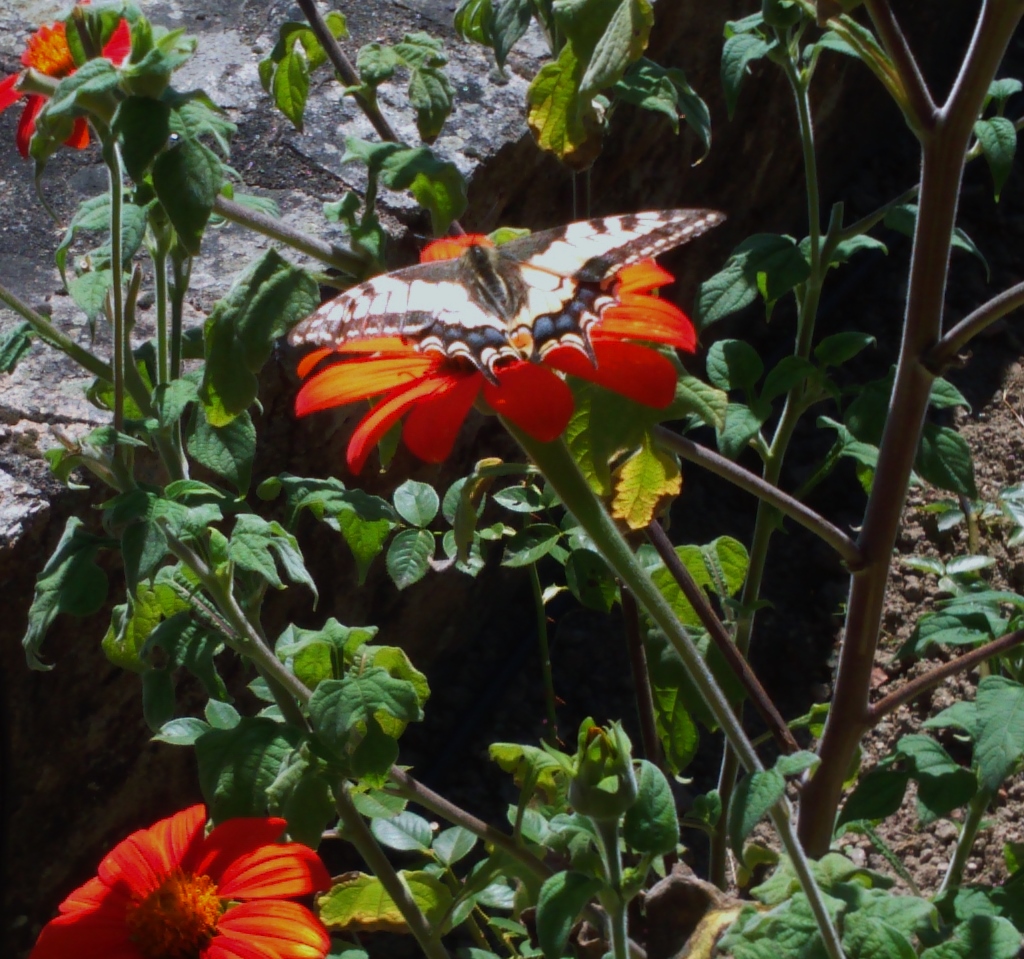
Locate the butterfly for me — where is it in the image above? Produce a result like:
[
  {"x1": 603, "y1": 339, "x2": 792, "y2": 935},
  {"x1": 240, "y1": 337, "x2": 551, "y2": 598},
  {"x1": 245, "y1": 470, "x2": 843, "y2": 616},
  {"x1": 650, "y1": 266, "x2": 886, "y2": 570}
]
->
[{"x1": 288, "y1": 209, "x2": 724, "y2": 379}]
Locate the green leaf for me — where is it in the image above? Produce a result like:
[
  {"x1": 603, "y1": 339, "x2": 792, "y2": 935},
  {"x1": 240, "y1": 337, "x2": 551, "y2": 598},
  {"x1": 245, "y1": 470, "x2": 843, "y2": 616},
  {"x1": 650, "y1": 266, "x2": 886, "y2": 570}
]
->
[
  {"x1": 975, "y1": 676, "x2": 1024, "y2": 793},
  {"x1": 884, "y1": 204, "x2": 990, "y2": 280},
  {"x1": 761, "y1": 356, "x2": 818, "y2": 404},
  {"x1": 565, "y1": 549, "x2": 618, "y2": 613},
  {"x1": 916, "y1": 424, "x2": 977, "y2": 498},
  {"x1": 433, "y1": 826, "x2": 477, "y2": 865},
  {"x1": 842, "y1": 910, "x2": 917, "y2": 959},
  {"x1": 201, "y1": 249, "x2": 319, "y2": 424},
  {"x1": 930, "y1": 377, "x2": 971, "y2": 411},
  {"x1": 987, "y1": 77, "x2": 1023, "y2": 109},
  {"x1": 151, "y1": 137, "x2": 223, "y2": 255},
  {"x1": 919, "y1": 915, "x2": 1022, "y2": 959},
  {"x1": 814, "y1": 331, "x2": 876, "y2": 367},
  {"x1": 561, "y1": 0, "x2": 653, "y2": 98},
  {"x1": 502, "y1": 524, "x2": 562, "y2": 566},
  {"x1": 454, "y1": 0, "x2": 494, "y2": 46},
  {"x1": 309, "y1": 669, "x2": 423, "y2": 758},
  {"x1": 196, "y1": 717, "x2": 300, "y2": 820},
  {"x1": 273, "y1": 48, "x2": 310, "y2": 130},
  {"x1": 665, "y1": 373, "x2": 728, "y2": 428},
  {"x1": 898, "y1": 611, "x2": 992, "y2": 660},
  {"x1": 614, "y1": 58, "x2": 710, "y2": 153},
  {"x1": 393, "y1": 480, "x2": 440, "y2": 527},
  {"x1": 829, "y1": 234, "x2": 888, "y2": 266},
  {"x1": 266, "y1": 750, "x2": 336, "y2": 848},
  {"x1": 707, "y1": 339, "x2": 764, "y2": 391},
  {"x1": 610, "y1": 438, "x2": 681, "y2": 530},
  {"x1": 319, "y1": 871, "x2": 453, "y2": 933},
  {"x1": 721, "y1": 32, "x2": 770, "y2": 118},
  {"x1": 536, "y1": 872, "x2": 604, "y2": 959},
  {"x1": 114, "y1": 96, "x2": 172, "y2": 181},
  {"x1": 386, "y1": 528, "x2": 434, "y2": 589},
  {"x1": 154, "y1": 716, "x2": 211, "y2": 746},
  {"x1": 145, "y1": 609, "x2": 230, "y2": 701},
  {"x1": 408, "y1": 66, "x2": 453, "y2": 142},
  {"x1": 622, "y1": 760, "x2": 678, "y2": 854},
  {"x1": 22, "y1": 517, "x2": 108, "y2": 669},
  {"x1": 371, "y1": 811, "x2": 433, "y2": 852},
  {"x1": 717, "y1": 402, "x2": 766, "y2": 459},
  {"x1": 894, "y1": 734, "x2": 977, "y2": 823},
  {"x1": 974, "y1": 117, "x2": 1016, "y2": 202},
  {"x1": 837, "y1": 768, "x2": 911, "y2": 827},
  {"x1": 229, "y1": 514, "x2": 316, "y2": 598},
  {"x1": 650, "y1": 682, "x2": 699, "y2": 775},
  {"x1": 187, "y1": 409, "x2": 256, "y2": 495},
  {"x1": 0, "y1": 321, "x2": 33, "y2": 373},
  {"x1": 379, "y1": 147, "x2": 467, "y2": 235},
  {"x1": 728, "y1": 768, "x2": 785, "y2": 856}
]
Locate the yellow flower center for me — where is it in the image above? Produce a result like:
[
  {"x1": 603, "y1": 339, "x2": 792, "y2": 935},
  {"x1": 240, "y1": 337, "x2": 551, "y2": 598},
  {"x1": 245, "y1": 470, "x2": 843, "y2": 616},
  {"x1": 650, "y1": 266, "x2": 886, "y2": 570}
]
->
[
  {"x1": 23, "y1": 23, "x2": 77, "y2": 78},
  {"x1": 124, "y1": 870, "x2": 224, "y2": 959}
]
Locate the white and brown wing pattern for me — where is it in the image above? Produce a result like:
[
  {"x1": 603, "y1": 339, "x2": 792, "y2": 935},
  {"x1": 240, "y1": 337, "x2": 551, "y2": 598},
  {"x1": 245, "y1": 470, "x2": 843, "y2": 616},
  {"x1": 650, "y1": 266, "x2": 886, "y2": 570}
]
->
[{"x1": 288, "y1": 209, "x2": 724, "y2": 372}]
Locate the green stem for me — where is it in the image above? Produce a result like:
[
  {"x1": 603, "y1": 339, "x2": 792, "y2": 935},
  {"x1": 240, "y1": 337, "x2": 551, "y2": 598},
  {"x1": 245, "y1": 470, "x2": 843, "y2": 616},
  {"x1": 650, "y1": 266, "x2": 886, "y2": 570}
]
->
[
  {"x1": 592, "y1": 818, "x2": 628, "y2": 959},
  {"x1": 212, "y1": 196, "x2": 367, "y2": 275},
  {"x1": 104, "y1": 135, "x2": 126, "y2": 434},
  {"x1": 529, "y1": 564, "x2": 559, "y2": 745},
  {"x1": 937, "y1": 787, "x2": 992, "y2": 898},
  {"x1": 170, "y1": 253, "x2": 189, "y2": 381},
  {"x1": 510, "y1": 430, "x2": 845, "y2": 959},
  {"x1": 620, "y1": 588, "x2": 663, "y2": 769},
  {"x1": 152, "y1": 244, "x2": 170, "y2": 386},
  {"x1": 0, "y1": 281, "x2": 112, "y2": 380},
  {"x1": 335, "y1": 784, "x2": 452, "y2": 959}
]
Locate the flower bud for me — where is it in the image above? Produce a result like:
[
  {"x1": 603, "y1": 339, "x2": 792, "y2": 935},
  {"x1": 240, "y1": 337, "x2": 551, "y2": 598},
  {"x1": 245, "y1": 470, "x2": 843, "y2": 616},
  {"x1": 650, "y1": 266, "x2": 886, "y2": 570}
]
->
[{"x1": 568, "y1": 720, "x2": 638, "y2": 822}]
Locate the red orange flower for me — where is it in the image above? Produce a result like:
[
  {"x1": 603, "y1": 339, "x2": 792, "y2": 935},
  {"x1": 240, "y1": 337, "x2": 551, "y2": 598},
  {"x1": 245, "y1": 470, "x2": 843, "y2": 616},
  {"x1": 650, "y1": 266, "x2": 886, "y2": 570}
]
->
[
  {"x1": 30, "y1": 805, "x2": 332, "y2": 959},
  {"x1": 294, "y1": 235, "x2": 697, "y2": 473},
  {"x1": 0, "y1": 13, "x2": 131, "y2": 158}
]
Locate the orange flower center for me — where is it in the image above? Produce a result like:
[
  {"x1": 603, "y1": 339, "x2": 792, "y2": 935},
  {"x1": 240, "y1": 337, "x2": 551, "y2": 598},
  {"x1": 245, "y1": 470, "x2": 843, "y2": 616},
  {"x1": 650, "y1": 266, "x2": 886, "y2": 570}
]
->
[
  {"x1": 23, "y1": 23, "x2": 77, "y2": 78},
  {"x1": 125, "y1": 870, "x2": 224, "y2": 959}
]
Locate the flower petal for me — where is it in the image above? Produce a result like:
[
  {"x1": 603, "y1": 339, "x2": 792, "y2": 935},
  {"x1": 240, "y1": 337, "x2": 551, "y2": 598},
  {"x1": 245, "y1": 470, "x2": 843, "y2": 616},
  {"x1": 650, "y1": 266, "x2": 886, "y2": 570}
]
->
[
  {"x1": 482, "y1": 362, "x2": 574, "y2": 442},
  {"x1": 214, "y1": 901, "x2": 331, "y2": 959},
  {"x1": 296, "y1": 347, "x2": 334, "y2": 380},
  {"x1": 64, "y1": 116, "x2": 90, "y2": 150},
  {"x1": 15, "y1": 95, "x2": 42, "y2": 159},
  {"x1": 295, "y1": 352, "x2": 438, "y2": 417},
  {"x1": 403, "y1": 372, "x2": 481, "y2": 463},
  {"x1": 0, "y1": 73, "x2": 23, "y2": 112},
  {"x1": 597, "y1": 293, "x2": 696, "y2": 352},
  {"x1": 58, "y1": 877, "x2": 115, "y2": 916},
  {"x1": 546, "y1": 341, "x2": 678, "y2": 409},
  {"x1": 420, "y1": 234, "x2": 491, "y2": 263},
  {"x1": 347, "y1": 375, "x2": 450, "y2": 473},
  {"x1": 102, "y1": 19, "x2": 132, "y2": 66},
  {"x1": 29, "y1": 897, "x2": 139, "y2": 959},
  {"x1": 613, "y1": 260, "x2": 674, "y2": 295},
  {"x1": 183, "y1": 816, "x2": 286, "y2": 884},
  {"x1": 215, "y1": 842, "x2": 331, "y2": 899},
  {"x1": 98, "y1": 806, "x2": 207, "y2": 896},
  {"x1": 205, "y1": 937, "x2": 278, "y2": 959}
]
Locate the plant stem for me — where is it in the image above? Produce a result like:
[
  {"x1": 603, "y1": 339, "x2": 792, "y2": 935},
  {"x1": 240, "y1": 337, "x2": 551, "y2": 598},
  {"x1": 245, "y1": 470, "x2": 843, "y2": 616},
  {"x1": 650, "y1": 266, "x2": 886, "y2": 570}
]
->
[
  {"x1": 654, "y1": 427, "x2": 863, "y2": 568},
  {"x1": 104, "y1": 137, "x2": 126, "y2": 433},
  {"x1": 621, "y1": 588, "x2": 663, "y2": 769},
  {"x1": 510, "y1": 430, "x2": 845, "y2": 959},
  {"x1": 335, "y1": 784, "x2": 452, "y2": 959},
  {"x1": 528, "y1": 564, "x2": 560, "y2": 745},
  {"x1": 0, "y1": 281, "x2": 112, "y2": 381},
  {"x1": 798, "y1": 0, "x2": 1024, "y2": 855},
  {"x1": 152, "y1": 244, "x2": 170, "y2": 387},
  {"x1": 925, "y1": 278, "x2": 1024, "y2": 373},
  {"x1": 592, "y1": 817, "x2": 628, "y2": 959},
  {"x1": 645, "y1": 522, "x2": 800, "y2": 755},
  {"x1": 868, "y1": 628, "x2": 1024, "y2": 721},
  {"x1": 212, "y1": 196, "x2": 367, "y2": 275},
  {"x1": 936, "y1": 786, "x2": 992, "y2": 898}
]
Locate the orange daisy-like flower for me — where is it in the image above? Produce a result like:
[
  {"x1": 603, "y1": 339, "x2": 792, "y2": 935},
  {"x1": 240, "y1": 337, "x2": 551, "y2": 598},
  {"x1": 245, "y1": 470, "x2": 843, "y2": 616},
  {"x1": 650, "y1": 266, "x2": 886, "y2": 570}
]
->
[
  {"x1": 0, "y1": 13, "x2": 131, "y2": 158},
  {"x1": 30, "y1": 805, "x2": 332, "y2": 959},
  {"x1": 295, "y1": 235, "x2": 696, "y2": 473}
]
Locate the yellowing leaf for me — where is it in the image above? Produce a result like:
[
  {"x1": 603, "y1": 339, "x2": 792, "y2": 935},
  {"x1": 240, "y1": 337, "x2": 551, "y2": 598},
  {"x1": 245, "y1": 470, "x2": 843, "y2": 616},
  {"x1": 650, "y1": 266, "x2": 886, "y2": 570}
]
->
[
  {"x1": 611, "y1": 440, "x2": 681, "y2": 530},
  {"x1": 526, "y1": 47, "x2": 604, "y2": 170},
  {"x1": 318, "y1": 870, "x2": 453, "y2": 933}
]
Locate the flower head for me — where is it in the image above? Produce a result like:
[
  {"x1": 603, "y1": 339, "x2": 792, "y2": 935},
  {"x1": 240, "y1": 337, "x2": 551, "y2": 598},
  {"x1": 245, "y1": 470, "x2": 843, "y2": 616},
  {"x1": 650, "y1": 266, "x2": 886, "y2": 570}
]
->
[
  {"x1": 294, "y1": 233, "x2": 697, "y2": 473},
  {"x1": 30, "y1": 805, "x2": 332, "y2": 959},
  {"x1": 0, "y1": 11, "x2": 131, "y2": 158}
]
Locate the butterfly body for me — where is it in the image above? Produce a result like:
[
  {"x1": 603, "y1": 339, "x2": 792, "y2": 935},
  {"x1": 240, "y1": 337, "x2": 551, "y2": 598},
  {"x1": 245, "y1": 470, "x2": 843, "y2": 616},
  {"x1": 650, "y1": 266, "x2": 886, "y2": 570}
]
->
[{"x1": 289, "y1": 209, "x2": 724, "y2": 376}]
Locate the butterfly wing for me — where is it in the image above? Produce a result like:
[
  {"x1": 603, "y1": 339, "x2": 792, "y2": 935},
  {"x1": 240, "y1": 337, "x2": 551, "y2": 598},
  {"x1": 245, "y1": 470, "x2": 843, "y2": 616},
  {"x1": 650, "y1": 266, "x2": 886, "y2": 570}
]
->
[{"x1": 288, "y1": 258, "x2": 498, "y2": 348}]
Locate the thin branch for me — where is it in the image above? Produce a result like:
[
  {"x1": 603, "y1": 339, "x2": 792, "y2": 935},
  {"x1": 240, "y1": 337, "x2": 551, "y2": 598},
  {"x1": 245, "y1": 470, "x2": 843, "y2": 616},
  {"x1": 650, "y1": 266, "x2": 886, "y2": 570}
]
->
[
  {"x1": 862, "y1": 0, "x2": 937, "y2": 132},
  {"x1": 654, "y1": 427, "x2": 864, "y2": 569},
  {"x1": 387, "y1": 767, "x2": 555, "y2": 881},
  {"x1": 924, "y1": 278, "x2": 1024, "y2": 374},
  {"x1": 212, "y1": 196, "x2": 367, "y2": 275},
  {"x1": 294, "y1": 0, "x2": 400, "y2": 144},
  {"x1": 621, "y1": 588, "x2": 664, "y2": 769},
  {"x1": 645, "y1": 522, "x2": 801, "y2": 756},
  {"x1": 869, "y1": 629, "x2": 1024, "y2": 722}
]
